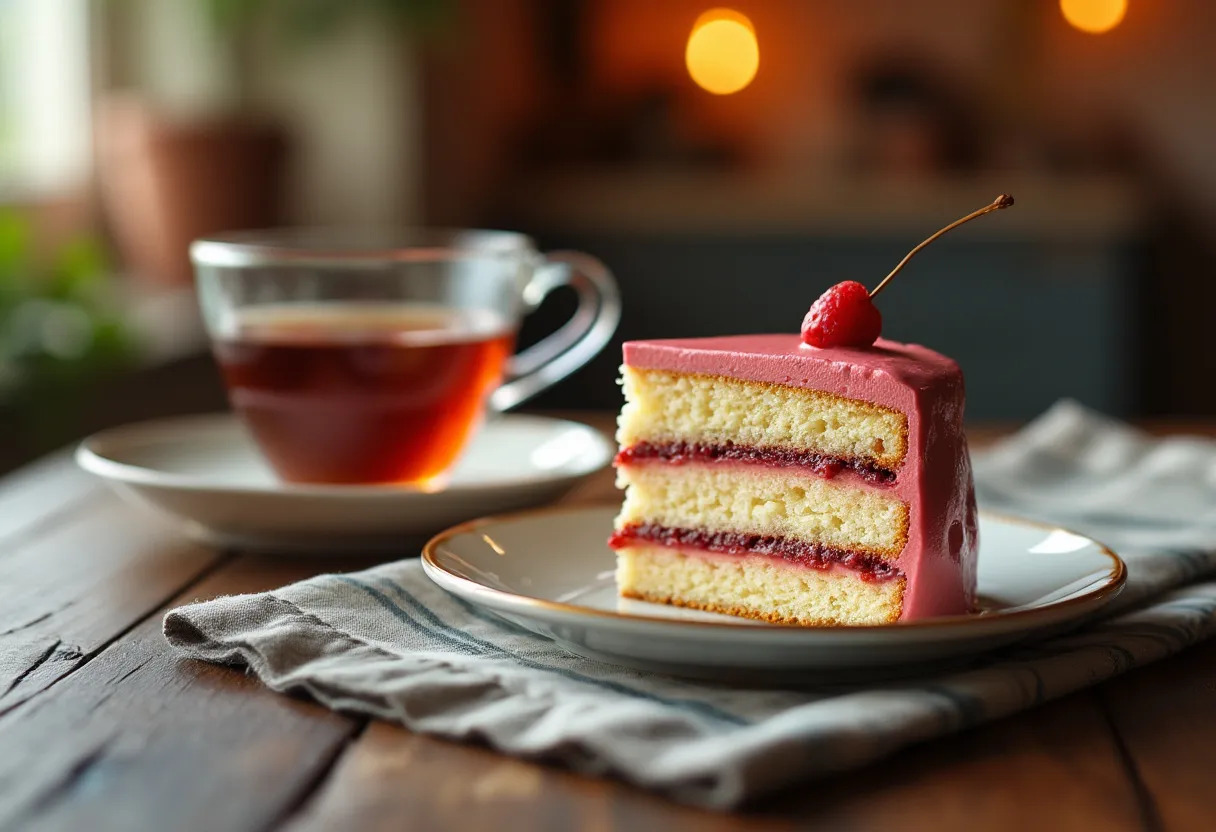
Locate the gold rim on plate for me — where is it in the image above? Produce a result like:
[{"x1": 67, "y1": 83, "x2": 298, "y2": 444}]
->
[{"x1": 421, "y1": 505, "x2": 1127, "y2": 633}]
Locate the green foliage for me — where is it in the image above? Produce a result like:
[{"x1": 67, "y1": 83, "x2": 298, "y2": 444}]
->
[
  {"x1": 201, "y1": 0, "x2": 453, "y2": 45},
  {"x1": 202, "y1": 0, "x2": 269, "y2": 36},
  {"x1": 0, "y1": 210, "x2": 139, "y2": 428}
]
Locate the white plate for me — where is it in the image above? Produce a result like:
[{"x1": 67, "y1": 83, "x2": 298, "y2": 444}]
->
[
  {"x1": 76, "y1": 413, "x2": 613, "y2": 553},
  {"x1": 422, "y1": 506, "x2": 1126, "y2": 680}
]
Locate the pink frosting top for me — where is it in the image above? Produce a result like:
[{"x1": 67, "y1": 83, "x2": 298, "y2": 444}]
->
[{"x1": 622, "y1": 334, "x2": 978, "y2": 620}]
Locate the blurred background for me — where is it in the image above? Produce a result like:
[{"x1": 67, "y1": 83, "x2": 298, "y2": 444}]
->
[{"x1": 1, "y1": 0, "x2": 1213, "y2": 472}]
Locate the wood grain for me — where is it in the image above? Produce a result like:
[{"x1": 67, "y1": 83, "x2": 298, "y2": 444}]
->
[
  {"x1": 286, "y1": 721, "x2": 769, "y2": 832},
  {"x1": 0, "y1": 556, "x2": 371, "y2": 832},
  {"x1": 1096, "y1": 637, "x2": 1216, "y2": 831},
  {"x1": 757, "y1": 690, "x2": 1142, "y2": 831},
  {"x1": 282, "y1": 690, "x2": 1142, "y2": 832},
  {"x1": 1, "y1": 413, "x2": 1212, "y2": 831},
  {"x1": 0, "y1": 494, "x2": 222, "y2": 715},
  {"x1": 0, "y1": 451, "x2": 100, "y2": 548}
]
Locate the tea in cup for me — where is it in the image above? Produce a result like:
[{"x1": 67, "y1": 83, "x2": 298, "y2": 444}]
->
[{"x1": 192, "y1": 230, "x2": 619, "y2": 486}]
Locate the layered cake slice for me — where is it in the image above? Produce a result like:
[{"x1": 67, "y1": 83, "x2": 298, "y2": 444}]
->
[
  {"x1": 610, "y1": 336, "x2": 977, "y2": 624},
  {"x1": 610, "y1": 195, "x2": 1011, "y2": 625}
]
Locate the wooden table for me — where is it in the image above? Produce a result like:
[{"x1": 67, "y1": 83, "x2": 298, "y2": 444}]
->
[{"x1": 1, "y1": 415, "x2": 1213, "y2": 832}]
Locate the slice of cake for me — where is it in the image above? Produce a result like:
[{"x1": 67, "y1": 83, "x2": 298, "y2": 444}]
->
[
  {"x1": 610, "y1": 195, "x2": 1011, "y2": 626},
  {"x1": 610, "y1": 335, "x2": 978, "y2": 625}
]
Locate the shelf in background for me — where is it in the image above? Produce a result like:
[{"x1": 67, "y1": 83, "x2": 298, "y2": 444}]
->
[{"x1": 499, "y1": 171, "x2": 1144, "y2": 242}]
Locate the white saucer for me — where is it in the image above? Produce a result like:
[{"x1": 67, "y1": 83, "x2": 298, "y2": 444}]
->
[
  {"x1": 422, "y1": 506, "x2": 1126, "y2": 679},
  {"x1": 76, "y1": 413, "x2": 613, "y2": 553}
]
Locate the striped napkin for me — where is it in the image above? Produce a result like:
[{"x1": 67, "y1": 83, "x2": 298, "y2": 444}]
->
[{"x1": 164, "y1": 401, "x2": 1216, "y2": 809}]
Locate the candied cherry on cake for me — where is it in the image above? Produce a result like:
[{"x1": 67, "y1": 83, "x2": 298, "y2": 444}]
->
[
  {"x1": 800, "y1": 281, "x2": 882, "y2": 349},
  {"x1": 800, "y1": 194, "x2": 1014, "y2": 350}
]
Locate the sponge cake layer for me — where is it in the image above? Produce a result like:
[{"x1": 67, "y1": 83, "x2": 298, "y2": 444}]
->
[{"x1": 619, "y1": 367, "x2": 907, "y2": 470}]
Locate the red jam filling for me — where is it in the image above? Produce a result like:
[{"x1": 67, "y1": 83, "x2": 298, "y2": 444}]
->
[
  {"x1": 610, "y1": 523, "x2": 903, "y2": 583},
  {"x1": 615, "y1": 441, "x2": 896, "y2": 485}
]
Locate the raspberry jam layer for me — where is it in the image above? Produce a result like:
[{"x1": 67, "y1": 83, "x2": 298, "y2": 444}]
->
[
  {"x1": 615, "y1": 441, "x2": 896, "y2": 485},
  {"x1": 610, "y1": 523, "x2": 903, "y2": 583}
]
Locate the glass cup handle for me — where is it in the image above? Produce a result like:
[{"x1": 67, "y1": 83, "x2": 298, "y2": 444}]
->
[{"x1": 489, "y1": 250, "x2": 621, "y2": 412}]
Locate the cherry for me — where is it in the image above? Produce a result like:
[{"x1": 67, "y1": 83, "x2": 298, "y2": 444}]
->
[
  {"x1": 801, "y1": 194, "x2": 1014, "y2": 349},
  {"x1": 801, "y1": 281, "x2": 882, "y2": 349}
]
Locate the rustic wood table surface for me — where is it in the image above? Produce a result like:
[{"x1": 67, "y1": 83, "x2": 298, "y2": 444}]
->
[{"x1": 1, "y1": 414, "x2": 1213, "y2": 832}]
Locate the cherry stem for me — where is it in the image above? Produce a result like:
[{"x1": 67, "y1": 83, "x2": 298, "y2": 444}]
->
[{"x1": 869, "y1": 194, "x2": 1015, "y2": 299}]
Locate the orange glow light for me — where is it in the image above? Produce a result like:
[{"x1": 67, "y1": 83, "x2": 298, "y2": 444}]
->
[
  {"x1": 1060, "y1": 0, "x2": 1127, "y2": 34},
  {"x1": 685, "y1": 9, "x2": 759, "y2": 95}
]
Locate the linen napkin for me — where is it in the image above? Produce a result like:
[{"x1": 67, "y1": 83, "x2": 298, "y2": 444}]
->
[{"x1": 164, "y1": 401, "x2": 1216, "y2": 809}]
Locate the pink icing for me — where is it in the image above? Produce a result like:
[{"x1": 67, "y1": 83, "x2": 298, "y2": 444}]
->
[{"x1": 621, "y1": 334, "x2": 978, "y2": 621}]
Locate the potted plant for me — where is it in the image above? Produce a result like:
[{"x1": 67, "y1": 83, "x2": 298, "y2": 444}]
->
[
  {"x1": 0, "y1": 210, "x2": 138, "y2": 446},
  {"x1": 95, "y1": 0, "x2": 449, "y2": 285}
]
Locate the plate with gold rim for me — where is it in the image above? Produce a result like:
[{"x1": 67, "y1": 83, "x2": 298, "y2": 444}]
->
[{"x1": 421, "y1": 506, "x2": 1125, "y2": 679}]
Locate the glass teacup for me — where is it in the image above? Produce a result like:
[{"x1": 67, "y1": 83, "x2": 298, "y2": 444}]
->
[{"x1": 191, "y1": 229, "x2": 619, "y2": 486}]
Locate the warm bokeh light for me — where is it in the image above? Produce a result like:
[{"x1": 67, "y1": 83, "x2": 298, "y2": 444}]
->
[
  {"x1": 685, "y1": 9, "x2": 759, "y2": 95},
  {"x1": 1060, "y1": 0, "x2": 1128, "y2": 34}
]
